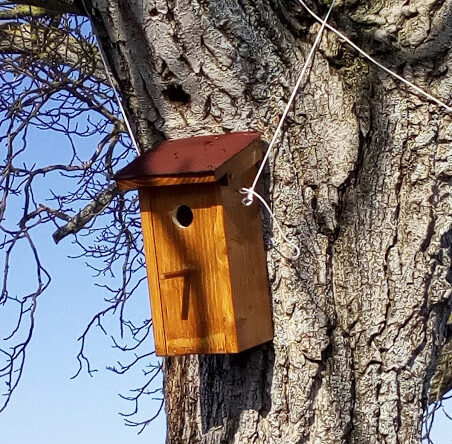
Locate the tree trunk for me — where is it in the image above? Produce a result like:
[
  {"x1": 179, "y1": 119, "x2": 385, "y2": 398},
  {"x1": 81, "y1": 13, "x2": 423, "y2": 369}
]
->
[{"x1": 84, "y1": 1, "x2": 451, "y2": 442}]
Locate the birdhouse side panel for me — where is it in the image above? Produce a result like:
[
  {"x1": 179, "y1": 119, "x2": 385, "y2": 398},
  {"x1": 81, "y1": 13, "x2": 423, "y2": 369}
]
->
[
  {"x1": 149, "y1": 184, "x2": 239, "y2": 355},
  {"x1": 138, "y1": 189, "x2": 167, "y2": 356},
  {"x1": 220, "y1": 173, "x2": 273, "y2": 352}
]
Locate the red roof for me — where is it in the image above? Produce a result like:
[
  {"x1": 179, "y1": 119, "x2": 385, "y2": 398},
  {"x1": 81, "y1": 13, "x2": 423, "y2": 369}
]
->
[{"x1": 114, "y1": 131, "x2": 261, "y2": 179}]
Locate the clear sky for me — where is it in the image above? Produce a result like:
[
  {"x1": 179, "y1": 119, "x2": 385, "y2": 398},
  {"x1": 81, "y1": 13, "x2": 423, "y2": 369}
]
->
[
  {"x1": 427, "y1": 404, "x2": 452, "y2": 444},
  {"x1": 0, "y1": 120, "x2": 166, "y2": 443},
  {"x1": 0, "y1": 200, "x2": 166, "y2": 443}
]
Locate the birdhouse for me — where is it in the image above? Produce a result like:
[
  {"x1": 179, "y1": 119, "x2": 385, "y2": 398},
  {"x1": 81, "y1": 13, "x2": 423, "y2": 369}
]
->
[{"x1": 114, "y1": 131, "x2": 273, "y2": 356}]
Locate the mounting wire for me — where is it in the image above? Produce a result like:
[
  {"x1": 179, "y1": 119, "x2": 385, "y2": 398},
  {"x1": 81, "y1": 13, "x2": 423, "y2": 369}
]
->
[
  {"x1": 240, "y1": 188, "x2": 301, "y2": 260},
  {"x1": 297, "y1": 0, "x2": 452, "y2": 113},
  {"x1": 96, "y1": 46, "x2": 141, "y2": 155},
  {"x1": 241, "y1": 0, "x2": 337, "y2": 260},
  {"x1": 80, "y1": 0, "x2": 141, "y2": 155},
  {"x1": 241, "y1": 0, "x2": 337, "y2": 208}
]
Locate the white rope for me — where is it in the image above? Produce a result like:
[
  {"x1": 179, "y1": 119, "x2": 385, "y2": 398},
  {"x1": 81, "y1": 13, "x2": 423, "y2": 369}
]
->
[
  {"x1": 297, "y1": 0, "x2": 452, "y2": 113},
  {"x1": 240, "y1": 0, "x2": 336, "y2": 260},
  {"x1": 81, "y1": 0, "x2": 141, "y2": 155},
  {"x1": 240, "y1": 188, "x2": 301, "y2": 260},
  {"x1": 241, "y1": 0, "x2": 337, "y2": 207},
  {"x1": 96, "y1": 47, "x2": 141, "y2": 155}
]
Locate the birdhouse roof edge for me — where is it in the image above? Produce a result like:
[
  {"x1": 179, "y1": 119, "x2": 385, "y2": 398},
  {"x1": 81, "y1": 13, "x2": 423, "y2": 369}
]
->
[{"x1": 114, "y1": 131, "x2": 262, "y2": 182}]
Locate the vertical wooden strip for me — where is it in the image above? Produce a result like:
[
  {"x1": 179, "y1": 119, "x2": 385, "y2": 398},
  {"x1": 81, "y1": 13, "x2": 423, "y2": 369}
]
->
[
  {"x1": 220, "y1": 169, "x2": 274, "y2": 352},
  {"x1": 138, "y1": 189, "x2": 167, "y2": 355}
]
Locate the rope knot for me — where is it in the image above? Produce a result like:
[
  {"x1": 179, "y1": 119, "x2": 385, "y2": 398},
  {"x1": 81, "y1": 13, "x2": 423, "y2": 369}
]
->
[
  {"x1": 238, "y1": 187, "x2": 300, "y2": 260},
  {"x1": 239, "y1": 188, "x2": 254, "y2": 206}
]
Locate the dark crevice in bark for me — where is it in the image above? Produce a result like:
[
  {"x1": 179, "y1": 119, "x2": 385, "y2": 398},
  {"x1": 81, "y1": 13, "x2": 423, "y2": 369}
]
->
[
  {"x1": 335, "y1": 120, "x2": 368, "y2": 239},
  {"x1": 267, "y1": 0, "x2": 310, "y2": 38},
  {"x1": 325, "y1": 241, "x2": 338, "y2": 325},
  {"x1": 374, "y1": 364, "x2": 383, "y2": 441},
  {"x1": 298, "y1": 356, "x2": 329, "y2": 444},
  {"x1": 439, "y1": 228, "x2": 452, "y2": 289},
  {"x1": 163, "y1": 84, "x2": 192, "y2": 104},
  {"x1": 395, "y1": 370, "x2": 402, "y2": 443},
  {"x1": 343, "y1": 347, "x2": 356, "y2": 444},
  {"x1": 417, "y1": 245, "x2": 450, "y2": 404},
  {"x1": 420, "y1": 217, "x2": 437, "y2": 253},
  {"x1": 334, "y1": 8, "x2": 408, "y2": 63},
  {"x1": 420, "y1": 177, "x2": 441, "y2": 253}
]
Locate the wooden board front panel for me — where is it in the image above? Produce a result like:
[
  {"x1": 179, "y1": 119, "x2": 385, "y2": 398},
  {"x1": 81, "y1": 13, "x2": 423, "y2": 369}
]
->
[{"x1": 149, "y1": 184, "x2": 238, "y2": 355}]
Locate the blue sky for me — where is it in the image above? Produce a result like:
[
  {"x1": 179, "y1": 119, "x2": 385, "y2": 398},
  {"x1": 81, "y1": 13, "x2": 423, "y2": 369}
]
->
[
  {"x1": 0, "y1": 203, "x2": 166, "y2": 443},
  {"x1": 0, "y1": 115, "x2": 166, "y2": 442}
]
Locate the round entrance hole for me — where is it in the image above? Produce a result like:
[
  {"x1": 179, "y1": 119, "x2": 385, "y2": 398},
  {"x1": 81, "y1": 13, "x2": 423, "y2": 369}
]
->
[{"x1": 172, "y1": 204, "x2": 194, "y2": 228}]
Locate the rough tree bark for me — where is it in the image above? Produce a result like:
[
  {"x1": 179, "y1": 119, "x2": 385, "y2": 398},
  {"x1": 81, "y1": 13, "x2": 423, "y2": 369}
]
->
[{"x1": 27, "y1": 0, "x2": 452, "y2": 442}]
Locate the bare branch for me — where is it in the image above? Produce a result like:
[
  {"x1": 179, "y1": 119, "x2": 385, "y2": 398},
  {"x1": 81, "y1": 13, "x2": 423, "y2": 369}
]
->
[
  {"x1": 0, "y1": 13, "x2": 158, "y2": 420},
  {"x1": 2, "y1": 1, "x2": 85, "y2": 15},
  {"x1": 0, "y1": 22, "x2": 106, "y2": 82},
  {"x1": 52, "y1": 184, "x2": 118, "y2": 243},
  {"x1": 0, "y1": 5, "x2": 46, "y2": 19}
]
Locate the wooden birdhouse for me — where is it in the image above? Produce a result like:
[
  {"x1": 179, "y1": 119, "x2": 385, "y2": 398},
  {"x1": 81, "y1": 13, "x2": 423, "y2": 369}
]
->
[{"x1": 114, "y1": 131, "x2": 273, "y2": 356}]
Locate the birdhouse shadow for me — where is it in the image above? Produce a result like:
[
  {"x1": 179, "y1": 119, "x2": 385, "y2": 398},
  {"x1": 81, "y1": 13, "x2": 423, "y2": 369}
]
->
[
  {"x1": 198, "y1": 342, "x2": 275, "y2": 435},
  {"x1": 250, "y1": 160, "x2": 278, "y2": 257}
]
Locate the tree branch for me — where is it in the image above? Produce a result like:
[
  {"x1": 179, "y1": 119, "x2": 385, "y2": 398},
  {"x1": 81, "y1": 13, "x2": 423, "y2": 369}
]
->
[
  {"x1": 0, "y1": 5, "x2": 46, "y2": 19},
  {"x1": 1, "y1": 1, "x2": 85, "y2": 15},
  {"x1": 52, "y1": 184, "x2": 118, "y2": 243},
  {"x1": 0, "y1": 22, "x2": 106, "y2": 82}
]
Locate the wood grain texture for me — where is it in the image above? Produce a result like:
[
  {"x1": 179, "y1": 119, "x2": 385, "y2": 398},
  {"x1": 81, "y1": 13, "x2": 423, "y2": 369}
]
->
[
  {"x1": 220, "y1": 168, "x2": 273, "y2": 351},
  {"x1": 214, "y1": 139, "x2": 263, "y2": 181},
  {"x1": 139, "y1": 173, "x2": 273, "y2": 356},
  {"x1": 149, "y1": 183, "x2": 237, "y2": 355},
  {"x1": 138, "y1": 188, "x2": 166, "y2": 356},
  {"x1": 117, "y1": 174, "x2": 216, "y2": 191}
]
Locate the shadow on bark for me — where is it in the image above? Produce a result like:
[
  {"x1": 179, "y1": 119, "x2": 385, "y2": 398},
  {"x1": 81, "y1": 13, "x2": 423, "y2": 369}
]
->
[{"x1": 198, "y1": 342, "x2": 274, "y2": 435}]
